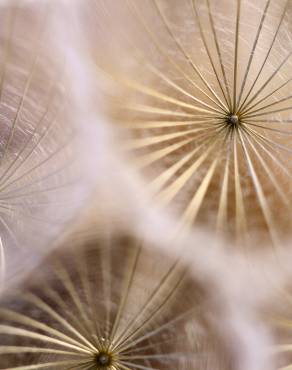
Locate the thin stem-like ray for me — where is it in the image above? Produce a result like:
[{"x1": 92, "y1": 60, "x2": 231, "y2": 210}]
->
[
  {"x1": 151, "y1": 0, "x2": 228, "y2": 111},
  {"x1": 0, "y1": 180, "x2": 72, "y2": 202},
  {"x1": 100, "y1": 0, "x2": 225, "y2": 116},
  {"x1": 240, "y1": 50, "x2": 292, "y2": 115},
  {"x1": 2, "y1": 360, "x2": 91, "y2": 370},
  {"x1": 74, "y1": 252, "x2": 103, "y2": 349},
  {"x1": 149, "y1": 135, "x2": 215, "y2": 194},
  {"x1": 243, "y1": 126, "x2": 292, "y2": 178},
  {"x1": 216, "y1": 131, "x2": 232, "y2": 231},
  {"x1": 120, "y1": 333, "x2": 189, "y2": 355},
  {"x1": 251, "y1": 119, "x2": 292, "y2": 123},
  {"x1": 119, "y1": 351, "x2": 192, "y2": 361},
  {"x1": 115, "y1": 308, "x2": 195, "y2": 355},
  {"x1": 0, "y1": 346, "x2": 80, "y2": 356},
  {"x1": 114, "y1": 271, "x2": 185, "y2": 354},
  {"x1": 0, "y1": 160, "x2": 74, "y2": 201},
  {"x1": 124, "y1": 127, "x2": 213, "y2": 151},
  {"x1": 158, "y1": 138, "x2": 220, "y2": 205},
  {"x1": 0, "y1": 14, "x2": 48, "y2": 167},
  {"x1": 237, "y1": 0, "x2": 271, "y2": 108},
  {"x1": 233, "y1": 0, "x2": 241, "y2": 112},
  {"x1": 238, "y1": 129, "x2": 278, "y2": 244},
  {"x1": 241, "y1": 76, "x2": 292, "y2": 116},
  {"x1": 243, "y1": 125, "x2": 292, "y2": 155},
  {"x1": 140, "y1": 55, "x2": 225, "y2": 115},
  {"x1": 233, "y1": 131, "x2": 247, "y2": 240},
  {"x1": 23, "y1": 293, "x2": 97, "y2": 351},
  {"x1": 53, "y1": 263, "x2": 95, "y2": 342},
  {"x1": 109, "y1": 244, "x2": 142, "y2": 342},
  {"x1": 0, "y1": 68, "x2": 65, "y2": 186},
  {"x1": 112, "y1": 260, "x2": 181, "y2": 351},
  {"x1": 124, "y1": 0, "x2": 227, "y2": 112},
  {"x1": 119, "y1": 103, "x2": 201, "y2": 118},
  {"x1": 41, "y1": 280, "x2": 96, "y2": 345},
  {"x1": 241, "y1": 126, "x2": 290, "y2": 206},
  {"x1": 243, "y1": 120, "x2": 292, "y2": 135},
  {"x1": 206, "y1": 0, "x2": 232, "y2": 107},
  {"x1": 191, "y1": 0, "x2": 230, "y2": 109},
  {"x1": 124, "y1": 118, "x2": 217, "y2": 129},
  {"x1": 242, "y1": 102, "x2": 292, "y2": 120},
  {"x1": 0, "y1": 309, "x2": 92, "y2": 353},
  {"x1": 0, "y1": 135, "x2": 72, "y2": 193},
  {"x1": 133, "y1": 131, "x2": 214, "y2": 169},
  {"x1": 0, "y1": 325, "x2": 91, "y2": 354},
  {"x1": 238, "y1": 0, "x2": 289, "y2": 112},
  {"x1": 181, "y1": 157, "x2": 219, "y2": 225},
  {"x1": 242, "y1": 94, "x2": 292, "y2": 118},
  {"x1": 104, "y1": 69, "x2": 221, "y2": 115}
]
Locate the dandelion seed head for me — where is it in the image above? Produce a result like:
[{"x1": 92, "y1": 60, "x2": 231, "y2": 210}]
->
[
  {"x1": 84, "y1": 0, "x2": 292, "y2": 247},
  {"x1": 0, "y1": 233, "x2": 234, "y2": 369}
]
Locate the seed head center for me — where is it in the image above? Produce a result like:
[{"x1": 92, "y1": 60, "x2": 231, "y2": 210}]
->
[
  {"x1": 95, "y1": 352, "x2": 112, "y2": 368},
  {"x1": 226, "y1": 114, "x2": 240, "y2": 127}
]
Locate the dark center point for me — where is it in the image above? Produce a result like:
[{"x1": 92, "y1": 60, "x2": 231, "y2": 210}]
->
[
  {"x1": 226, "y1": 114, "x2": 239, "y2": 126},
  {"x1": 95, "y1": 352, "x2": 112, "y2": 368}
]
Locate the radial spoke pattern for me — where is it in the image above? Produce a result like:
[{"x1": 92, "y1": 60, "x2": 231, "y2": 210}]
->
[
  {"x1": 0, "y1": 2, "x2": 89, "y2": 283},
  {"x1": 89, "y1": 0, "x2": 292, "y2": 246},
  {"x1": 0, "y1": 234, "x2": 229, "y2": 370}
]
